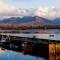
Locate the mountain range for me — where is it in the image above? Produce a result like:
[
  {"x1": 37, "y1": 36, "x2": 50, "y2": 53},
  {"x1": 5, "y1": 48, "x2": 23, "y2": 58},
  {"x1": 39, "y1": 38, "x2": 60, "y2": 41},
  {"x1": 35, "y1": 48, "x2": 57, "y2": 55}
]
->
[{"x1": 0, "y1": 16, "x2": 60, "y2": 25}]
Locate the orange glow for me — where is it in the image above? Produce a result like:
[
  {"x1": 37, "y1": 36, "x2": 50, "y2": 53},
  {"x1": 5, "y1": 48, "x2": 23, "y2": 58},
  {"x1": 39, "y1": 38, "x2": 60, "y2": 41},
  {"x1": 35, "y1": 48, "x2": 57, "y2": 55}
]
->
[{"x1": 49, "y1": 43, "x2": 60, "y2": 60}]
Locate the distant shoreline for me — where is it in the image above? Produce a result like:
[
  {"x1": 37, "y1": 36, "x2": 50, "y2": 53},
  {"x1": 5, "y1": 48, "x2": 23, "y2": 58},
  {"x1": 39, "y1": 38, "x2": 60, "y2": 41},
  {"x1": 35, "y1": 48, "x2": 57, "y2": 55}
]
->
[{"x1": 0, "y1": 24, "x2": 60, "y2": 30}]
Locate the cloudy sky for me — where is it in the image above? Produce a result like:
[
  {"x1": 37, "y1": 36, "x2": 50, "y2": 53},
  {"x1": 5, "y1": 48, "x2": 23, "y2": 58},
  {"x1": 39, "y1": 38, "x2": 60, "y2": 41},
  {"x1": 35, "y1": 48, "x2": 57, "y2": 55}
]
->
[{"x1": 0, "y1": 0, "x2": 60, "y2": 19}]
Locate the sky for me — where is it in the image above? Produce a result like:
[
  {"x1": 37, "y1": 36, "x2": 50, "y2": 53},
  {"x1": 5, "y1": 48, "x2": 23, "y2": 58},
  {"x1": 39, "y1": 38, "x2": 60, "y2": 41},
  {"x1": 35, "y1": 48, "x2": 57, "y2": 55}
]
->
[{"x1": 0, "y1": 0, "x2": 60, "y2": 19}]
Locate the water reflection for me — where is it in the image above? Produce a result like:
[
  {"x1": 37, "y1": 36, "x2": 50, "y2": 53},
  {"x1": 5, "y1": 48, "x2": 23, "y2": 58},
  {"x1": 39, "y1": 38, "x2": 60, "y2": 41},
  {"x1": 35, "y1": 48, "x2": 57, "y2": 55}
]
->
[
  {"x1": 0, "y1": 47, "x2": 46, "y2": 60},
  {"x1": 0, "y1": 35, "x2": 48, "y2": 60},
  {"x1": 0, "y1": 29, "x2": 60, "y2": 34},
  {"x1": 0, "y1": 48, "x2": 6, "y2": 55},
  {"x1": 49, "y1": 43, "x2": 60, "y2": 60}
]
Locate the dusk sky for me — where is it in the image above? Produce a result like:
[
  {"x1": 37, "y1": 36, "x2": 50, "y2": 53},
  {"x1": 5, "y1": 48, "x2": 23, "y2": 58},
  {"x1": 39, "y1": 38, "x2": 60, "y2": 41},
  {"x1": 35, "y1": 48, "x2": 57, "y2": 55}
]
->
[{"x1": 0, "y1": 0, "x2": 60, "y2": 19}]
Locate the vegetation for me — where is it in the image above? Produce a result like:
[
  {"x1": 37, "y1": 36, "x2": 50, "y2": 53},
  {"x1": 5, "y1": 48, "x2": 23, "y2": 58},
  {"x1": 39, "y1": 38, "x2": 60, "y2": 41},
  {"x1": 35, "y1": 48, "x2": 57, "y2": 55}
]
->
[{"x1": 0, "y1": 24, "x2": 60, "y2": 30}]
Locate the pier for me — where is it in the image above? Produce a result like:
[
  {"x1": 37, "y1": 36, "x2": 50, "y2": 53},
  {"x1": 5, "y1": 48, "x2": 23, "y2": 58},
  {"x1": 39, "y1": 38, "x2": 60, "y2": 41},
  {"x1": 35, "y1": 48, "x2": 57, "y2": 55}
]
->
[{"x1": 0, "y1": 33, "x2": 60, "y2": 45}]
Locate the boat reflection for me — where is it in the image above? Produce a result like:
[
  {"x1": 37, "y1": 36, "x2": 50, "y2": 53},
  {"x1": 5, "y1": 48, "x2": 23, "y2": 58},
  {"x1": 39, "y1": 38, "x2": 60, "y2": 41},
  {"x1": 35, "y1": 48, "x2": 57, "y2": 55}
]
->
[{"x1": 49, "y1": 43, "x2": 60, "y2": 60}]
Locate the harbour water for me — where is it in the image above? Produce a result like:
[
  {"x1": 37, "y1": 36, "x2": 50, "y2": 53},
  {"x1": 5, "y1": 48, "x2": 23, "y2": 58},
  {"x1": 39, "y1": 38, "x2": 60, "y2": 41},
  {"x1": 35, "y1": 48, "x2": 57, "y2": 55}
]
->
[
  {"x1": 49, "y1": 44, "x2": 60, "y2": 60},
  {"x1": 0, "y1": 29, "x2": 60, "y2": 34},
  {"x1": 0, "y1": 47, "x2": 46, "y2": 60},
  {"x1": 1, "y1": 43, "x2": 60, "y2": 60},
  {"x1": 0, "y1": 29, "x2": 60, "y2": 60}
]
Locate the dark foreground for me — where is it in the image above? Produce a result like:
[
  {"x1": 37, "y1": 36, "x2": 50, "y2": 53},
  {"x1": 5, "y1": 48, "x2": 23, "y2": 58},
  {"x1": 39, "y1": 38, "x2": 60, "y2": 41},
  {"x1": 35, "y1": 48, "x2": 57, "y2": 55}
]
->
[
  {"x1": 0, "y1": 36, "x2": 49, "y2": 60},
  {"x1": 0, "y1": 47, "x2": 47, "y2": 60},
  {"x1": 0, "y1": 42, "x2": 48, "y2": 59}
]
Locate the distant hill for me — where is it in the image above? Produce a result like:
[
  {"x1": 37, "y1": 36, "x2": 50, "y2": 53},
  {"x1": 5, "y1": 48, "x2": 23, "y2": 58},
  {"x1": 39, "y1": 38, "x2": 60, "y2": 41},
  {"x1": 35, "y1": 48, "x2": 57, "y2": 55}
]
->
[
  {"x1": 53, "y1": 18, "x2": 60, "y2": 25},
  {"x1": 0, "y1": 16, "x2": 60, "y2": 30},
  {"x1": 0, "y1": 16, "x2": 54, "y2": 25},
  {"x1": 0, "y1": 16, "x2": 34, "y2": 24}
]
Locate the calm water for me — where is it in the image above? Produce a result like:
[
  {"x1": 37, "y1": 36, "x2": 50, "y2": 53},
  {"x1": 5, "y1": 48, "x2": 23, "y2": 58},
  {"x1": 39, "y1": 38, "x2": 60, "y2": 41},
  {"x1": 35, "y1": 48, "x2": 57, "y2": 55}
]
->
[
  {"x1": 0, "y1": 29, "x2": 60, "y2": 60},
  {"x1": 0, "y1": 29, "x2": 60, "y2": 34},
  {"x1": 0, "y1": 48, "x2": 46, "y2": 60}
]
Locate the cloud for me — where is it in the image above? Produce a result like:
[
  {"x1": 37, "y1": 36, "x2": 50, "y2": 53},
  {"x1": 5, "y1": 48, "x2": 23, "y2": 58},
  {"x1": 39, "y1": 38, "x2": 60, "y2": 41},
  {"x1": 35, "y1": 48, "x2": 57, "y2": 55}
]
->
[
  {"x1": 0, "y1": 0, "x2": 17, "y2": 16},
  {"x1": 0, "y1": 0, "x2": 34, "y2": 17},
  {"x1": 48, "y1": 8, "x2": 57, "y2": 17},
  {"x1": 0, "y1": 1, "x2": 59, "y2": 19},
  {"x1": 16, "y1": 8, "x2": 35, "y2": 16},
  {"x1": 35, "y1": 7, "x2": 58, "y2": 18},
  {"x1": 35, "y1": 7, "x2": 48, "y2": 16}
]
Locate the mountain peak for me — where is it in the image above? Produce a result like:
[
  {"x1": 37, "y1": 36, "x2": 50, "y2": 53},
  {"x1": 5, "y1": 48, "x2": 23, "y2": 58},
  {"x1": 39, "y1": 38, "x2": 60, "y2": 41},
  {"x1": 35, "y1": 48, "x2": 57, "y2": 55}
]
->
[
  {"x1": 0, "y1": 16, "x2": 54, "y2": 25},
  {"x1": 53, "y1": 18, "x2": 60, "y2": 24}
]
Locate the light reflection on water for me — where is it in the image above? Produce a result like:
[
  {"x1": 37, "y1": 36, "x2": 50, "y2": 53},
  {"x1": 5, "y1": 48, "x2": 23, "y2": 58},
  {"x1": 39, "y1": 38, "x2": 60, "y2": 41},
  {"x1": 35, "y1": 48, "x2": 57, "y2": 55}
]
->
[
  {"x1": 0, "y1": 48, "x2": 46, "y2": 60},
  {"x1": 0, "y1": 29, "x2": 60, "y2": 34},
  {"x1": 49, "y1": 44, "x2": 60, "y2": 60}
]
